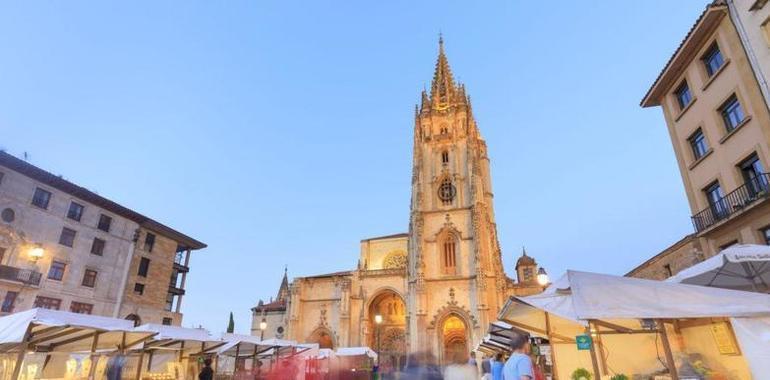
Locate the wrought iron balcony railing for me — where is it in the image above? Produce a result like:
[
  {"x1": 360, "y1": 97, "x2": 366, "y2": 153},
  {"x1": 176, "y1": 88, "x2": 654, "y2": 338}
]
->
[
  {"x1": 0, "y1": 265, "x2": 42, "y2": 286},
  {"x1": 692, "y1": 173, "x2": 770, "y2": 233}
]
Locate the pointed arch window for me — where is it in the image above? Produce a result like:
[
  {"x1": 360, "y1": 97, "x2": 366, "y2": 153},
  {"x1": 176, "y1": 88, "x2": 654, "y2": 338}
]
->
[
  {"x1": 442, "y1": 234, "x2": 457, "y2": 274},
  {"x1": 441, "y1": 150, "x2": 449, "y2": 165}
]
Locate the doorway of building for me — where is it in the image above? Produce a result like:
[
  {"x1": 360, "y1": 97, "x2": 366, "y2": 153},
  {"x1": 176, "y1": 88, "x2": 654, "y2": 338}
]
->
[
  {"x1": 441, "y1": 314, "x2": 468, "y2": 365},
  {"x1": 368, "y1": 290, "x2": 407, "y2": 372}
]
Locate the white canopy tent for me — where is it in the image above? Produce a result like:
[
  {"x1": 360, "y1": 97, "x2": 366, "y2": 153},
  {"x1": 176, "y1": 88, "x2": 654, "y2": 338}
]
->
[
  {"x1": 667, "y1": 243, "x2": 770, "y2": 292},
  {"x1": 0, "y1": 308, "x2": 157, "y2": 380},
  {"x1": 499, "y1": 271, "x2": 770, "y2": 379},
  {"x1": 131, "y1": 324, "x2": 223, "y2": 379},
  {"x1": 335, "y1": 347, "x2": 378, "y2": 360}
]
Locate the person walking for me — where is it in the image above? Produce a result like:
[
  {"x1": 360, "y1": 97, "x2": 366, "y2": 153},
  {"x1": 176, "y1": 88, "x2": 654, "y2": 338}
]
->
[
  {"x1": 504, "y1": 334, "x2": 534, "y2": 380},
  {"x1": 491, "y1": 353, "x2": 505, "y2": 380},
  {"x1": 198, "y1": 358, "x2": 214, "y2": 380},
  {"x1": 480, "y1": 355, "x2": 492, "y2": 380}
]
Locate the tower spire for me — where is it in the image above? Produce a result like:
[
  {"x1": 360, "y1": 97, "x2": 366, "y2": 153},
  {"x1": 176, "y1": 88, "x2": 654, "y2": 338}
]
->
[{"x1": 430, "y1": 34, "x2": 457, "y2": 107}]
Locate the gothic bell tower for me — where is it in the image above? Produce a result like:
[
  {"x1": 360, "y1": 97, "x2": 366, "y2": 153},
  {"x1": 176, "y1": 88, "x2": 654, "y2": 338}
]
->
[{"x1": 406, "y1": 37, "x2": 509, "y2": 358}]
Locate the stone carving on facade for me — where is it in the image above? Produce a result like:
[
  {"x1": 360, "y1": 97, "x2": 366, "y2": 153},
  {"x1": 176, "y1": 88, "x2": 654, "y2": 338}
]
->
[
  {"x1": 382, "y1": 250, "x2": 407, "y2": 269},
  {"x1": 428, "y1": 302, "x2": 479, "y2": 329}
]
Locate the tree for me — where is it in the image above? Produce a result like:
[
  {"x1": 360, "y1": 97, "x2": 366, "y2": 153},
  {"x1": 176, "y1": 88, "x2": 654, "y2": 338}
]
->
[{"x1": 227, "y1": 312, "x2": 235, "y2": 333}]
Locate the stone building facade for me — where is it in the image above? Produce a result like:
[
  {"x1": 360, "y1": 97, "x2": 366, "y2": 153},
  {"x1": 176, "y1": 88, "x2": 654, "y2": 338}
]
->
[
  {"x1": 0, "y1": 151, "x2": 205, "y2": 326},
  {"x1": 631, "y1": 1, "x2": 770, "y2": 278},
  {"x1": 252, "y1": 39, "x2": 544, "y2": 366}
]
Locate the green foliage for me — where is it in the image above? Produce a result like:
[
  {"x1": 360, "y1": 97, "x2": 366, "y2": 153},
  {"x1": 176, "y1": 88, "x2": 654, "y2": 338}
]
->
[
  {"x1": 571, "y1": 368, "x2": 593, "y2": 380},
  {"x1": 610, "y1": 375, "x2": 629, "y2": 380},
  {"x1": 227, "y1": 311, "x2": 235, "y2": 333}
]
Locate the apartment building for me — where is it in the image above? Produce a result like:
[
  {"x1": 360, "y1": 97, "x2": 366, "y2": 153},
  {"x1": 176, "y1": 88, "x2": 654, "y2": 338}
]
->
[
  {"x1": 0, "y1": 151, "x2": 205, "y2": 325},
  {"x1": 631, "y1": 1, "x2": 770, "y2": 279}
]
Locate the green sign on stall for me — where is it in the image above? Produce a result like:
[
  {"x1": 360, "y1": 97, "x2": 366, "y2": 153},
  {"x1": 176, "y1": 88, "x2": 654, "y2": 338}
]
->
[{"x1": 576, "y1": 334, "x2": 592, "y2": 350}]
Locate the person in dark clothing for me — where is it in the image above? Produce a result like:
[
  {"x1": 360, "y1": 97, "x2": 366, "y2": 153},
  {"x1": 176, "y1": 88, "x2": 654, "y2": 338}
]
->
[{"x1": 199, "y1": 358, "x2": 214, "y2": 380}]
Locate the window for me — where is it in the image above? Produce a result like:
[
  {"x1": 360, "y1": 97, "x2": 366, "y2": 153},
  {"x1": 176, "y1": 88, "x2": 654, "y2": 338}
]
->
[
  {"x1": 58, "y1": 227, "x2": 76, "y2": 247},
  {"x1": 1, "y1": 291, "x2": 17, "y2": 313},
  {"x1": 442, "y1": 235, "x2": 457, "y2": 274},
  {"x1": 134, "y1": 283, "x2": 145, "y2": 295},
  {"x1": 97, "y1": 214, "x2": 112, "y2": 232},
  {"x1": 688, "y1": 129, "x2": 709, "y2": 160},
  {"x1": 719, "y1": 95, "x2": 745, "y2": 132},
  {"x1": 720, "y1": 240, "x2": 739, "y2": 251},
  {"x1": 165, "y1": 293, "x2": 176, "y2": 311},
  {"x1": 739, "y1": 153, "x2": 768, "y2": 195},
  {"x1": 523, "y1": 267, "x2": 533, "y2": 282},
  {"x1": 31, "y1": 188, "x2": 52, "y2": 209},
  {"x1": 138, "y1": 257, "x2": 150, "y2": 277},
  {"x1": 162, "y1": 317, "x2": 173, "y2": 326},
  {"x1": 34, "y1": 296, "x2": 62, "y2": 310},
  {"x1": 761, "y1": 226, "x2": 770, "y2": 245},
  {"x1": 66, "y1": 202, "x2": 84, "y2": 222},
  {"x1": 663, "y1": 264, "x2": 673, "y2": 277},
  {"x1": 70, "y1": 302, "x2": 93, "y2": 314},
  {"x1": 48, "y1": 261, "x2": 66, "y2": 281},
  {"x1": 144, "y1": 233, "x2": 156, "y2": 252},
  {"x1": 1, "y1": 208, "x2": 15, "y2": 223},
  {"x1": 438, "y1": 178, "x2": 456, "y2": 206},
  {"x1": 674, "y1": 81, "x2": 692, "y2": 109},
  {"x1": 441, "y1": 151, "x2": 449, "y2": 165},
  {"x1": 82, "y1": 269, "x2": 97, "y2": 288},
  {"x1": 705, "y1": 181, "x2": 727, "y2": 219},
  {"x1": 702, "y1": 43, "x2": 725, "y2": 77},
  {"x1": 90, "y1": 238, "x2": 105, "y2": 256}
]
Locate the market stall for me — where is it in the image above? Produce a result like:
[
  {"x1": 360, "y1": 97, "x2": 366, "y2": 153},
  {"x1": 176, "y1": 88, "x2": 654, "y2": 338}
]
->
[
  {"x1": 0, "y1": 308, "x2": 156, "y2": 380},
  {"x1": 132, "y1": 324, "x2": 223, "y2": 380},
  {"x1": 497, "y1": 270, "x2": 770, "y2": 380},
  {"x1": 208, "y1": 334, "x2": 304, "y2": 379},
  {"x1": 333, "y1": 347, "x2": 376, "y2": 379},
  {"x1": 667, "y1": 243, "x2": 770, "y2": 292}
]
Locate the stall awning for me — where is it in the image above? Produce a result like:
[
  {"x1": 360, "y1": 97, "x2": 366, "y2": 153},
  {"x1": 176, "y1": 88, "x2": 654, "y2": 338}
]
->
[
  {"x1": 0, "y1": 308, "x2": 156, "y2": 353},
  {"x1": 133, "y1": 324, "x2": 222, "y2": 352},
  {"x1": 335, "y1": 347, "x2": 377, "y2": 360},
  {"x1": 518, "y1": 270, "x2": 770, "y2": 321}
]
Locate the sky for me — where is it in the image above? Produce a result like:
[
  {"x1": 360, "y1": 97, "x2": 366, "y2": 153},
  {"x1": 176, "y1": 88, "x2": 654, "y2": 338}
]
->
[{"x1": 0, "y1": 1, "x2": 707, "y2": 333}]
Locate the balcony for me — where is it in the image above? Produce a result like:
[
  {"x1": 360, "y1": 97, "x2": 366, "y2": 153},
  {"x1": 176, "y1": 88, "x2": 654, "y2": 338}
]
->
[
  {"x1": 692, "y1": 173, "x2": 770, "y2": 233},
  {"x1": 167, "y1": 285, "x2": 186, "y2": 296},
  {"x1": 0, "y1": 265, "x2": 42, "y2": 286}
]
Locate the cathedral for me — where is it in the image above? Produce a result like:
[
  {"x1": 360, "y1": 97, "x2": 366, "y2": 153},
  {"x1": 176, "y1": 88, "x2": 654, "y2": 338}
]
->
[{"x1": 251, "y1": 38, "x2": 544, "y2": 367}]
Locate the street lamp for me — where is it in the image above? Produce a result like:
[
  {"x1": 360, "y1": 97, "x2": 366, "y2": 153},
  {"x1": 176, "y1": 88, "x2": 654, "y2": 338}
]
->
[
  {"x1": 28, "y1": 244, "x2": 44, "y2": 263},
  {"x1": 374, "y1": 314, "x2": 382, "y2": 368},
  {"x1": 536, "y1": 267, "x2": 549, "y2": 287},
  {"x1": 259, "y1": 317, "x2": 267, "y2": 340}
]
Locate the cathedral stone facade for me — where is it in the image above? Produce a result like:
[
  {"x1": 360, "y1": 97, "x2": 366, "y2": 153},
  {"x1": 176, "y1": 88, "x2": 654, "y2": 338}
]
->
[{"x1": 251, "y1": 39, "x2": 543, "y2": 366}]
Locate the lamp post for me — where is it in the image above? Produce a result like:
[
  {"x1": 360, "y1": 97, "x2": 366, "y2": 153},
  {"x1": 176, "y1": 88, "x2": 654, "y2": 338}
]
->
[
  {"x1": 259, "y1": 317, "x2": 267, "y2": 340},
  {"x1": 374, "y1": 314, "x2": 383, "y2": 370},
  {"x1": 536, "y1": 267, "x2": 549, "y2": 287},
  {"x1": 28, "y1": 244, "x2": 45, "y2": 263}
]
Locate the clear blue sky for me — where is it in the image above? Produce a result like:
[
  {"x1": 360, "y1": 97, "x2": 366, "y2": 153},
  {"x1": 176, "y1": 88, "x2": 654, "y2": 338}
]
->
[{"x1": 1, "y1": 1, "x2": 706, "y2": 333}]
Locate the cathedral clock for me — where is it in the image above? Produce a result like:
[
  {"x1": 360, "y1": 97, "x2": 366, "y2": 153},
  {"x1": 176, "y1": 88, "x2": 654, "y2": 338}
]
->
[{"x1": 438, "y1": 179, "x2": 456, "y2": 203}]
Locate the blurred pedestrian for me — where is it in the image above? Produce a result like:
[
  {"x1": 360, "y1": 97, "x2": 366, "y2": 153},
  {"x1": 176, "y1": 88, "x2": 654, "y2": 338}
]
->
[
  {"x1": 491, "y1": 353, "x2": 505, "y2": 380},
  {"x1": 504, "y1": 334, "x2": 534, "y2": 380},
  {"x1": 198, "y1": 358, "x2": 214, "y2": 380}
]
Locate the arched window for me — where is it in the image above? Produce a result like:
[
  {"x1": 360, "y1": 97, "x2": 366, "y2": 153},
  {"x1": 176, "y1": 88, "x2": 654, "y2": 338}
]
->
[
  {"x1": 441, "y1": 151, "x2": 449, "y2": 165},
  {"x1": 442, "y1": 235, "x2": 457, "y2": 274}
]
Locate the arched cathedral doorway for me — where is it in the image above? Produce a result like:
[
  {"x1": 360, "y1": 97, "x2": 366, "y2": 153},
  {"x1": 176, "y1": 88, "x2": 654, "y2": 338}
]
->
[
  {"x1": 307, "y1": 328, "x2": 335, "y2": 349},
  {"x1": 368, "y1": 290, "x2": 406, "y2": 371},
  {"x1": 440, "y1": 314, "x2": 468, "y2": 365}
]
